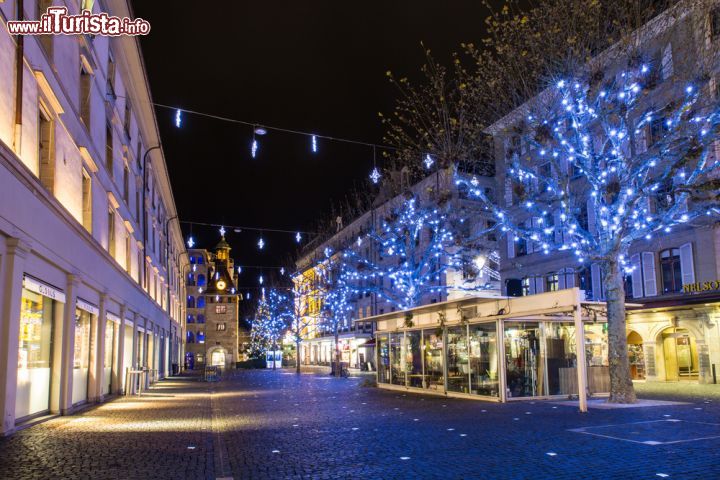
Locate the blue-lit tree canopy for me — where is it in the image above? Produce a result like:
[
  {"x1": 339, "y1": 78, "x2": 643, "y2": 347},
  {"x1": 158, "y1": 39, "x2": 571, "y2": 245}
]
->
[{"x1": 458, "y1": 65, "x2": 720, "y2": 402}]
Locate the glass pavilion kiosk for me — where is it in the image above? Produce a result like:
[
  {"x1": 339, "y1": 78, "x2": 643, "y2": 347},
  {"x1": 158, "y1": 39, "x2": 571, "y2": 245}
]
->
[{"x1": 368, "y1": 288, "x2": 615, "y2": 412}]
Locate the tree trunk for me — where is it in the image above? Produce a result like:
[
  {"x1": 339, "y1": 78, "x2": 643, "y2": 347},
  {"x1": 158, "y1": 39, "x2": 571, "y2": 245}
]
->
[
  {"x1": 295, "y1": 336, "x2": 301, "y2": 374},
  {"x1": 604, "y1": 259, "x2": 637, "y2": 403},
  {"x1": 334, "y1": 327, "x2": 340, "y2": 377}
]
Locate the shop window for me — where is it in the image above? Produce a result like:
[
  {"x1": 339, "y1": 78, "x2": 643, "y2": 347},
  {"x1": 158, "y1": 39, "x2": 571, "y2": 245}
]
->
[
  {"x1": 187, "y1": 296, "x2": 195, "y2": 308},
  {"x1": 17, "y1": 288, "x2": 54, "y2": 419},
  {"x1": 197, "y1": 314, "x2": 205, "y2": 324},
  {"x1": 73, "y1": 309, "x2": 92, "y2": 404},
  {"x1": 197, "y1": 274, "x2": 206, "y2": 286},
  {"x1": 186, "y1": 331, "x2": 195, "y2": 343},
  {"x1": 197, "y1": 297, "x2": 205, "y2": 309},
  {"x1": 187, "y1": 314, "x2": 195, "y2": 324},
  {"x1": 660, "y1": 248, "x2": 682, "y2": 293}
]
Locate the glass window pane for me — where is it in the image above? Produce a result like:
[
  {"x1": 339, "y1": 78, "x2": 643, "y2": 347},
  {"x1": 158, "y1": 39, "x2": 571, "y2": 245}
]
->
[
  {"x1": 469, "y1": 323, "x2": 499, "y2": 397},
  {"x1": 72, "y1": 309, "x2": 92, "y2": 404},
  {"x1": 389, "y1": 332, "x2": 404, "y2": 386},
  {"x1": 405, "y1": 331, "x2": 422, "y2": 388},
  {"x1": 422, "y1": 329, "x2": 444, "y2": 391},
  {"x1": 377, "y1": 334, "x2": 389, "y2": 383},
  {"x1": 446, "y1": 326, "x2": 470, "y2": 394},
  {"x1": 16, "y1": 289, "x2": 54, "y2": 419},
  {"x1": 504, "y1": 322, "x2": 542, "y2": 398}
]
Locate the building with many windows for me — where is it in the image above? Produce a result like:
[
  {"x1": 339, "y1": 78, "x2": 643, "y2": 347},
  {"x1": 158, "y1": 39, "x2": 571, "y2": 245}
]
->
[
  {"x1": 0, "y1": 0, "x2": 188, "y2": 434},
  {"x1": 489, "y1": 0, "x2": 720, "y2": 384},
  {"x1": 185, "y1": 237, "x2": 242, "y2": 370},
  {"x1": 294, "y1": 169, "x2": 501, "y2": 370}
]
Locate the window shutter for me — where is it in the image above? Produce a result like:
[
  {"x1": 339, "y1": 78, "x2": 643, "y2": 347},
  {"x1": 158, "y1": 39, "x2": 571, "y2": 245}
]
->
[
  {"x1": 558, "y1": 269, "x2": 566, "y2": 290},
  {"x1": 642, "y1": 252, "x2": 658, "y2": 297},
  {"x1": 565, "y1": 268, "x2": 576, "y2": 288},
  {"x1": 587, "y1": 199, "x2": 597, "y2": 234},
  {"x1": 506, "y1": 233, "x2": 515, "y2": 259},
  {"x1": 528, "y1": 277, "x2": 536, "y2": 295},
  {"x1": 630, "y1": 254, "x2": 643, "y2": 299},
  {"x1": 591, "y1": 263, "x2": 603, "y2": 300},
  {"x1": 535, "y1": 276, "x2": 545, "y2": 294},
  {"x1": 679, "y1": 242, "x2": 695, "y2": 287},
  {"x1": 504, "y1": 177, "x2": 513, "y2": 206}
]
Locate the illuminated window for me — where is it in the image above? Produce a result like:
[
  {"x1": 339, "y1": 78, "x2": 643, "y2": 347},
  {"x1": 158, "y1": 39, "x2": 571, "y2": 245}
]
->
[{"x1": 216, "y1": 323, "x2": 226, "y2": 332}]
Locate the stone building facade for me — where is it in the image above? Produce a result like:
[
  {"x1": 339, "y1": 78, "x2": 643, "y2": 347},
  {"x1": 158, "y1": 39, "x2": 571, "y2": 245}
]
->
[
  {"x1": 0, "y1": 0, "x2": 188, "y2": 435},
  {"x1": 185, "y1": 237, "x2": 241, "y2": 369},
  {"x1": 487, "y1": 0, "x2": 720, "y2": 384},
  {"x1": 294, "y1": 169, "x2": 500, "y2": 370}
]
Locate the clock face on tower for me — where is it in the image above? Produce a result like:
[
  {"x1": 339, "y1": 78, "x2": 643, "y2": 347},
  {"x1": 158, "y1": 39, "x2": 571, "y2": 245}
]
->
[{"x1": 216, "y1": 280, "x2": 227, "y2": 291}]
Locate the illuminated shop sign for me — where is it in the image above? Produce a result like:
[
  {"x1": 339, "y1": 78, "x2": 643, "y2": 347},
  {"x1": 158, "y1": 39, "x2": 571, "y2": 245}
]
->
[
  {"x1": 23, "y1": 275, "x2": 66, "y2": 302},
  {"x1": 682, "y1": 281, "x2": 720, "y2": 293}
]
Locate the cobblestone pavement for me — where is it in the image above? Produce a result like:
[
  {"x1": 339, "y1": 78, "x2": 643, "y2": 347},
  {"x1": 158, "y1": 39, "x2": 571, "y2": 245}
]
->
[{"x1": 1, "y1": 371, "x2": 719, "y2": 479}]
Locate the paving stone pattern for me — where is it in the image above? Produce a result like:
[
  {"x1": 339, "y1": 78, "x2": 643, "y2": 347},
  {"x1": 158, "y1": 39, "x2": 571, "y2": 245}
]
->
[{"x1": 1, "y1": 370, "x2": 719, "y2": 479}]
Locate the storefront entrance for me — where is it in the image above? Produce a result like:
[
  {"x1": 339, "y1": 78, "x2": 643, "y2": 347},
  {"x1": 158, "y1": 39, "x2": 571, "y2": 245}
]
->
[
  {"x1": 16, "y1": 287, "x2": 55, "y2": 420},
  {"x1": 72, "y1": 308, "x2": 92, "y2": 405},
  {"x1": 210, "y1": 349, "x2": 226, "y2": 367},
  {"x1": 661, "y1": 327, "x2": 699, "y2": 381}
]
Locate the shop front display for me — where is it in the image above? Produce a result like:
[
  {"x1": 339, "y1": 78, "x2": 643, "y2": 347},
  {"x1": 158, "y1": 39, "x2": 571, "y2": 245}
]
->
[
  {"x1": 373, "y1": 289, "x2": 612, "y2": 408},
  {"x1": 16, "y1": 280, "x2": 62, "y2": 421},
  {"x1": 72, "y1": 308, "x2": 92, "y2": 405}
]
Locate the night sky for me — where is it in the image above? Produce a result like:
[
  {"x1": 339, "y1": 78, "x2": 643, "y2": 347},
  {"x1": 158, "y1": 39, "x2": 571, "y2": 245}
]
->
[{"x1": 131, "y1": 1, "x2": 493, "y2": 291}]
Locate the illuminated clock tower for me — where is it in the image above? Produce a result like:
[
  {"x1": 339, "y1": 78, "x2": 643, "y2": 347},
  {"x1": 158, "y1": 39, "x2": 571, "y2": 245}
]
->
[{"x1": 186, "y1": 230, "x2": 240, "y2": 370}]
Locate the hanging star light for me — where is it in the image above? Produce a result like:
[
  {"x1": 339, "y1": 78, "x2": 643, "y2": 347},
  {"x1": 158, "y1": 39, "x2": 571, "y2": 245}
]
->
[
  {"x1": 470, "y1": 176, "x2": 479, "y2": 187},
  {"x1": 237, "y1": 266, "x2": 242, "y2": 274},
  {"x1": 258, "y1": 237, "x2": 265, "y2": 249},
  {"x1": 295, "y1": 232, "x2": 302, "y2": 243},
  {"x1": 312, "y1": 135, "x2": 318, "y2": 153},
  {"x1": 324, "y1": 247, "x2": 331, "y2": 258},
  {"x1": 259, "y1": 275, "x2": 264, "y2": 285},
  {"x1": 424, "y1": 154, "x2": 434, "y2": 169},
  {"x1": 251, "y1": 139, "x2": 258, "y2": 158},
  {"x1": 369, "y1": 167, "x2": 381, "y2": 184},
  {"x1": 357, "y1": 236, "x2": 362, "y2": 247},
  {"x1": 175, "y1": 109, "x2": 182, "y2": 128},
  {"x1": 219, "y1": 226, "x2": 226, "y2": 237},
  {"x1": 187, "y1": 236, "x2": 195, "y2": 248},
  {"x1": 280, "y1": 267, "x2": 285, "y2": 275}
]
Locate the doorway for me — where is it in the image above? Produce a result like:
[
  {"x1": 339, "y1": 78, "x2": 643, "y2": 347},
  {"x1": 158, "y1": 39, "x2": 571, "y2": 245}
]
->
[
  {"x1": 627, "y1": 331, "x2": 645, "y2": 380},
  {"x1": 661, "y1": 327, "x2": 699, "y2": 381},
  {"x1": 210, "y1": 349, "x2": 226, "y2": 367}
]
